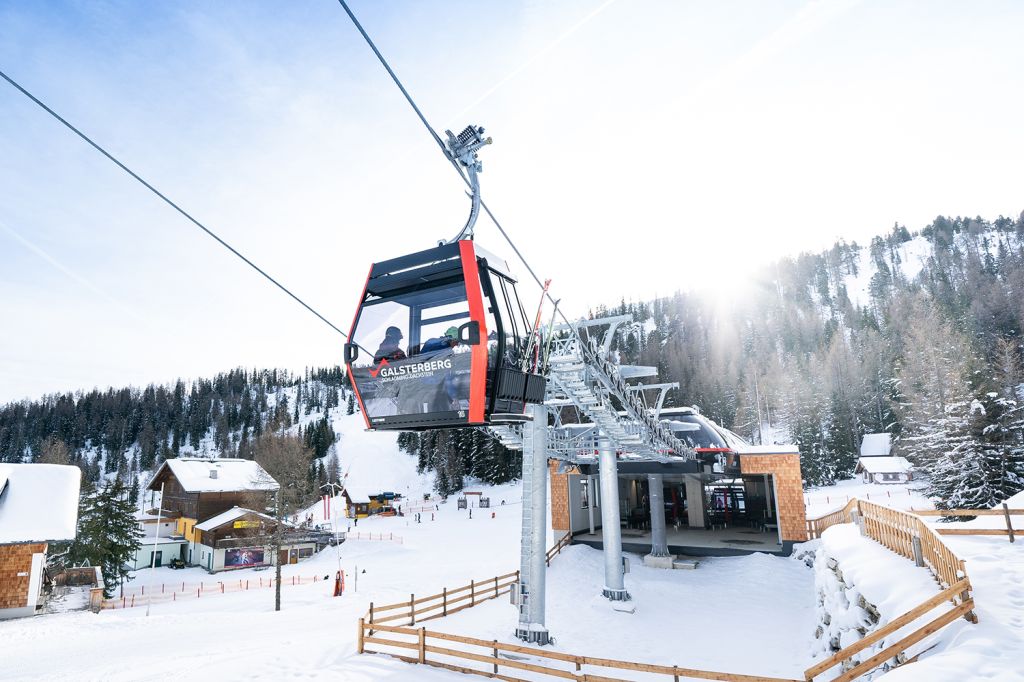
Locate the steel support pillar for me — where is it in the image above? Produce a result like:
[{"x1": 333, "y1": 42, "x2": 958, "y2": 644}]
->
[
  {"x1": 646, "y1": 474, "x2": 671, "y2": 558},
  {"x1": 515, "y1": 403, "x2": 551, "y2": 644},
  {"x1": 685, "y1": 475, "x2": 706, "y2": 529},
  {"x1": 587, "y1": 475, "x2": 596, "y2": 535},
  {"x1": 598, "y1": 435, "x2": 630, "y2": 601}
]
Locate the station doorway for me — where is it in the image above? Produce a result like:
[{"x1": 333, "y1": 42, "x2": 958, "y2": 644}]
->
[{"x1": 569, "y1": 472, "x2": 784, "y2": 556}]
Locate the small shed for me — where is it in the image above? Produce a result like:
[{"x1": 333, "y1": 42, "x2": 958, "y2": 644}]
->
[
  {"x1": 343, "y1": 487, "x2": 373, "y2": 518},
  {"x1": 855, "y1": 456, "x2": 914, "y2": 484},
  {"x1": 860, "y1": 433, "x2": 892, "y2": 458},
  {"x1": 0, "y1": 464, "x2": 81, "y2": 619}
]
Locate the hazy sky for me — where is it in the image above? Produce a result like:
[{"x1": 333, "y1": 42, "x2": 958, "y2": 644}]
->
[{"x1": 1, "y1": 0, "x2": 1022, "y2": 403}]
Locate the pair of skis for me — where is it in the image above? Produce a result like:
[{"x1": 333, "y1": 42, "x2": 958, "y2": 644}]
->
[{"x1": 522, "y1": 279, "x2": 559, "y2": 375}]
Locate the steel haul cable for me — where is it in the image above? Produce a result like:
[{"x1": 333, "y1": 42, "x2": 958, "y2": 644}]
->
[{"x1": 0, "y1": 68, "x2": 350, "y2": 341}]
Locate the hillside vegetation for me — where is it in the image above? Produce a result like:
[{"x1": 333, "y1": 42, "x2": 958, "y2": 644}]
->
[{"x1": 3, "y1": 214, "x2": 1023, "y2": 508}]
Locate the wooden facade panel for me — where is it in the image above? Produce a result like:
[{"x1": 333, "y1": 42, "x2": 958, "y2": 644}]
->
[
  {"x1": 152, "y1": 467, "x2": 269, "y2": 523},
  {"x1": 0, "y1": 542, "x2": 47, "y2": 611}
]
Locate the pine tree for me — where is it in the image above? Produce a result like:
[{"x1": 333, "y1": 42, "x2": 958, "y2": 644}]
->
[
  {"x1": 71, "y1": 479, "x2": 144, "y2": 597},
  {"x1": 346, "y1": 393, "x2": 356, "y2": 415}
]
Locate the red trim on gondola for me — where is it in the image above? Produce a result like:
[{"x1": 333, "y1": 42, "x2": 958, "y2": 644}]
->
[
  {"x1": 346, "y1": 265, "x2": 373, "y2": 430},
  {"x1": 459, "y1": 240, "x2": 488, "y2": 423},
  {"x1": 695, "y1": 447, "x2": 733, "y2": 454}
]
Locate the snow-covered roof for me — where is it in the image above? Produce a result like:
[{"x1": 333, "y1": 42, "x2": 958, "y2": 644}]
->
[
  {"x1": 855, "y1": 456, "x2": 912, "y2": 474},
  {"x1": 860, "y1": 433, "x2": 892, "y2": 457},
  {"x1": 148, "y1": 458, "x2": 279, "y2": 493},
  {"x1": 343, "y1": 487, "x2": 373, "y2": 504},
  {"x1": 195, "y1": 507, "x2": 277, "y2": 532},
  {"x1": 0, "y1": 463, "x2": 81, "y2": 544},
  {"x1": 735, "y1": 444, "x2": 800, "y2": 455}
]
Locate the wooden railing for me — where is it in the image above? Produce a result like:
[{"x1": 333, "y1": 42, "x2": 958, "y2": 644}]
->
[
  {"x1": 358, "y1": 506, "x2": 980, "y2": 681},
  {"x1": 854, "y1": 500, "x2": 970, "y2": 596},
  {"x1": 912, "y1": 505, "x2": 1021, "y2": 543},
  {"x1": 358, "y1": 620, "x2": 803, "y2": 682},
  {"x1": 800, "y1": 499, "x2": 979, "y2": 679},
  {"x1": 366, "y1": 570, "x2": 520, "y2": 629},
  {"x1": 805, "y1": 499, "x2": 973, "y2": 599},
  {"x1": 805, "y1": 499, "x2": 857, "y2": 539},
  {"x1": 364, "y1": 532, "x2": 573, "y2": 629},
  {"x1": 803, "y1": 578, "x2": 976, "y2": 681},
  {"x1": 545, "y1": 531, "x2": 572, "y2": 566}
]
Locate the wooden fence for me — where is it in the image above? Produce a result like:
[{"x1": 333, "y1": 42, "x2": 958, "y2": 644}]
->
[
  {"x1": 546, "y1": 531, "x2": 572, "y2": 566},
  {"x1": 912, "y1": 505, "x2": 1021, "y2": 543},
  {"x1": 803, "y1": 578, "x2": 976, "y2": 681},
  {"x1": 805, "y1": 499, "x2": 857, "y2": 539},
  {"x1": 359, "y1": 620, "x2": 803, "y2": 682},
  {"x1": 366, "y1": 570, "x2": 520, "y2": 629},
  {"x1": 364, "y1": 532, "x2": 572, "y2": 629},
  {"x1": 103, "y1": 573, "x2": 327, "y2": 609},
  {"x1": 360, "y1": 506, "x2": 981, "y2": 681},
  {"x1": 799, "y1": 499, "x2": 979, "y2": 679}
]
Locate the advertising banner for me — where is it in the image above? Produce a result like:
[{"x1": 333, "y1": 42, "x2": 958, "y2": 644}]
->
[
  {"x1": 355, "y1": 347, "x2": 472, "y2": 423},
  {"x1": 224, "y1": 548, "x2": 265, "y2": 568}
]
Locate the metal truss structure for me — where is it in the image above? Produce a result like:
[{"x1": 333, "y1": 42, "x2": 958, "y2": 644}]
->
[
  {"x1": 498, "y1": 315, "x2": 700, "y2": 640},
  {"x1": 487, "y1": 314, "x2": 696, "y2": 463}
]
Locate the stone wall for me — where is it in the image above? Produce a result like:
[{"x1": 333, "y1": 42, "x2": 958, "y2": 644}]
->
[
  {"x1": 0, "y1": 542, "x2": 46, "y2": 611},
  {"x1": 740, "y1": 452, "x2": 808, "y2": 542}
]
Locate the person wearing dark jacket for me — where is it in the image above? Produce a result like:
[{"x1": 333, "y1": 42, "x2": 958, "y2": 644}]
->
[{"x1": 374, "y1": 326, "x2": 407, "y2": 361}]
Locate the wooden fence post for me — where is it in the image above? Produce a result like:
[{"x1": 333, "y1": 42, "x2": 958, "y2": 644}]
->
[
  {"x1": 1004, "y1": 503, "x2": 1015, "y2": 543},
  {"x1": 410, "y1": 594, "x2": 415, "y2": 626},
  {"x1": 357, "y1": 618, "x2": 365, "y2": 654},
  {"x1": 418, "y1": 627, "x2": 426, "y2": 664},
  {"x1": 470, "y1": 580, "x2": 475, "y2": 607},
  {"x1": 494, "y1": 575, "x2": 498, "y2": 596},
  {"x1": 442, "y1": 587, "x2": 447, "y2": 616},
  {"x1": 493, "y1": 640, "x2": 499, "y2": 674}
]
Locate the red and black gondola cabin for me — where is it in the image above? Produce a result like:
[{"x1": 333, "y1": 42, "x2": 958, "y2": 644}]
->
[{"x1": 345, "y1": 240, "x2": 545, "y2": 431}]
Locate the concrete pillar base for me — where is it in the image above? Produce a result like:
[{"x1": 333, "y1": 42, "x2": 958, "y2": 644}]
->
[
  {"x1": 514, "y1": 624, "x2": 551, "y2": 645},
  {"x1": 602, "y1": 587, "x2": 631, "y2": 601},
  {"x1": 642, "y1": 554, "x2": 675, "y2": 569}
]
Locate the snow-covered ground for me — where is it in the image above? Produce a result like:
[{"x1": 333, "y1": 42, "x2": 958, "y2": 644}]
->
[
  {"x1": 804, "y1": 478, "x2": 934, "y2": 517},
  {"x1": 1, "y1": 473, "x2": 820, "y2": 682},
  {"x1": 438, "y1": 547, "x2": 816, "y2": 679},
  {"x1": 812, "y1": 517, "x2": 1024, "y2": 681}
]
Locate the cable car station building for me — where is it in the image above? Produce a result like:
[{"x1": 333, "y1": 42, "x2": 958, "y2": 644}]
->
[{"x1": 551, "y1": 406, "x2": 807, "y2": 558}]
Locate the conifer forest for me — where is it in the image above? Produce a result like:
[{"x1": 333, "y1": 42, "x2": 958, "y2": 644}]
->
[{"x1": 3, "y1": 214, "x2": 1023, "y2": 508}]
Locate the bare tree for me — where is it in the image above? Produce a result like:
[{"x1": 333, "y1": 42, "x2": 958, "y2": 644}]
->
[
  {"x1": 246, "y1": 433, "x2": 315, "y2": 612},
  {"x1": 37, "y1": 436, "x2": 71, "y2": 465}
]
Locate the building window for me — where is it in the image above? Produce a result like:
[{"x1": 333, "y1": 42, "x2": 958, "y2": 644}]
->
[{"x1": 580, "y1": 478, "x2": 590, "y2": 509}]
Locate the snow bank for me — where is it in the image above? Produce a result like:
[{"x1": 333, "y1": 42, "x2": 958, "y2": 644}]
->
[{"x1": 810, "y1": 523, "x2": 1024, "y2": 681}]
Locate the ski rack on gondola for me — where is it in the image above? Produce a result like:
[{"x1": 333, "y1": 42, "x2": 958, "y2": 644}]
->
[{"x1": 486, "y1": 314, "x2": 695, "y2": 463}]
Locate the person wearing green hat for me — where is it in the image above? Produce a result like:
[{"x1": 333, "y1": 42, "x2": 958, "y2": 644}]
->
[{"x1": 420, "y1": 326, "x2": 459, "y2": 354}]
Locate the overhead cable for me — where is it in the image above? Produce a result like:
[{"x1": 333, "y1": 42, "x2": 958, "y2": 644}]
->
[{"x1": 0, "y1": 68, "x2": 350, "y2": 340}]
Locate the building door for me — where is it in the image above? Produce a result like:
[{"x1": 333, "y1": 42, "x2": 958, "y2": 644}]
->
[
  {"x1": 154, "y1": 551, "x2": 163, "y2": 567},
  {"x1": 289, "y1": 549, "x2": 298, "y2": 564},
  {"x1": 278, "y1": 550, "x2": 288, "y2": 566}
]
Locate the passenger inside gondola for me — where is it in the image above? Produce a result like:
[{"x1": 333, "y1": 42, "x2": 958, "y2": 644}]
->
[
  {"x1": 420, "y1": 326, "x2": 459, "y2": 354},
  {"x1": 374, "y1": 326, "x2": 407, "y2": 362}
]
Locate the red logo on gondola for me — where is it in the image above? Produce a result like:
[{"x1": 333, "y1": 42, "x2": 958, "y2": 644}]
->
[{"x1": 368, "y1": 358, "x2": 389, "y2": 378}]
